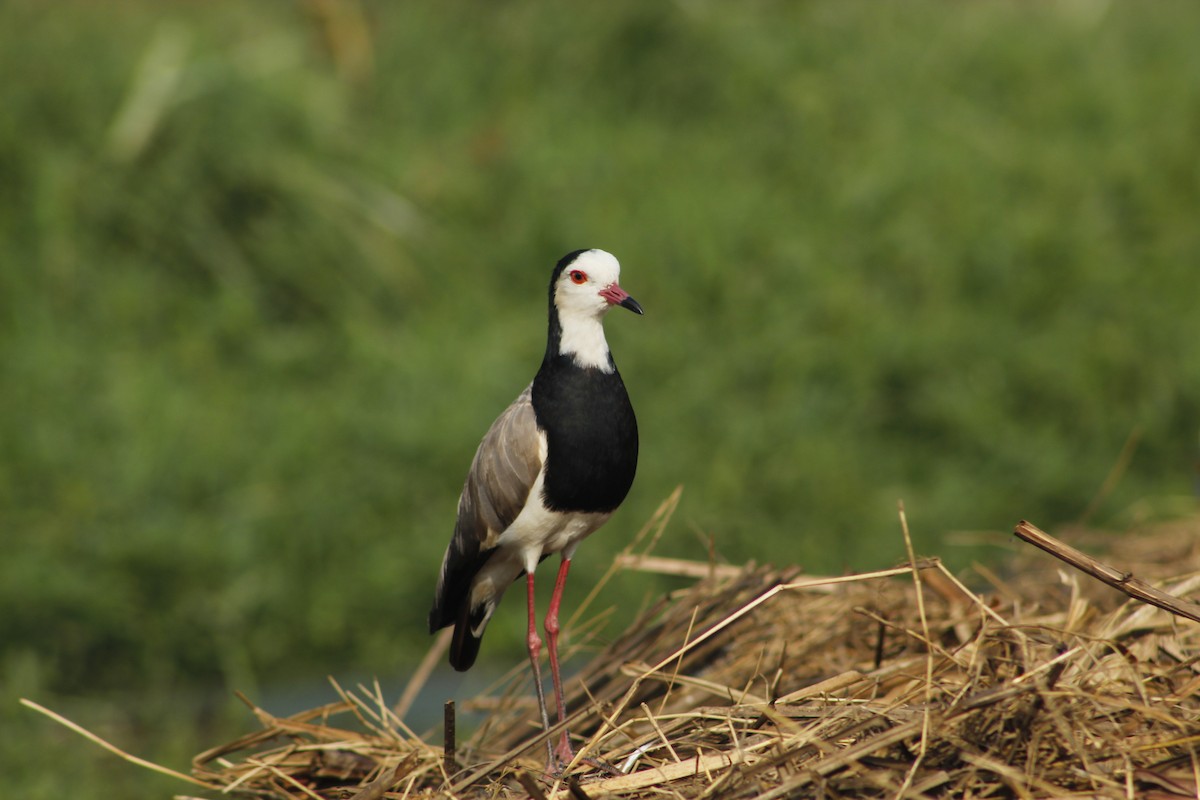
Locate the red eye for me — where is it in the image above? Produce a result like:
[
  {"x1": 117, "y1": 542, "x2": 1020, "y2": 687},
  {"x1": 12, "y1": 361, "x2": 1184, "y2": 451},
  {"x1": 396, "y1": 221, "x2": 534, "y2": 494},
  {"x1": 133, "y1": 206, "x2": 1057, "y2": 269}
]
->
[{"x1": 569, "y1": 270, "x2": 587, "y2": 285}]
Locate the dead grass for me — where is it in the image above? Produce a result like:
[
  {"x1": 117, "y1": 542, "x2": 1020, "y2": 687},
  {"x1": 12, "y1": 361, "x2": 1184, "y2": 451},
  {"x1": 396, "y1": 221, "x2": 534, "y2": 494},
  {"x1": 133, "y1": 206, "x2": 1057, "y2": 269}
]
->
[{"x1": 25, "y1": 500, "x2": 1200, "y2": 799}]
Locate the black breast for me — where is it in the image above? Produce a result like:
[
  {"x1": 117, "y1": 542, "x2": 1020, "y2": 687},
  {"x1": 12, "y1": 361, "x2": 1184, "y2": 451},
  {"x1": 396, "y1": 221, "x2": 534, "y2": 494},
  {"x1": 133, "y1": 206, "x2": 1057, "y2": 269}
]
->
[{"x1": 531, "y1": 359, "x2": 638, "y2": 513}]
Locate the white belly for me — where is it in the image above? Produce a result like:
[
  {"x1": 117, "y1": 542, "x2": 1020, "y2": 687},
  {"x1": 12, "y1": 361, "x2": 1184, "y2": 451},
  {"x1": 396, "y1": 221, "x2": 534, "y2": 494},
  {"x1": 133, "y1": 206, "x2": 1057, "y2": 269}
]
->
[
  {"x1": 465, "y1": 464, "x2": 610, "y2": 620},
  {"x1": 498, "y1": 464, "x2": 611, "y2": 570}
]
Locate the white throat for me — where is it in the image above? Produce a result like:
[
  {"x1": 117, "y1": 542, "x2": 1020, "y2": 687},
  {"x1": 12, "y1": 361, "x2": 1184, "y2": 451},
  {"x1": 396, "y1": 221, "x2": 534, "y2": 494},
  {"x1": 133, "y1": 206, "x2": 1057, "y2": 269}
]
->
[{"x1": 558, "y1": 311, "x2": 613, "y2": 371}]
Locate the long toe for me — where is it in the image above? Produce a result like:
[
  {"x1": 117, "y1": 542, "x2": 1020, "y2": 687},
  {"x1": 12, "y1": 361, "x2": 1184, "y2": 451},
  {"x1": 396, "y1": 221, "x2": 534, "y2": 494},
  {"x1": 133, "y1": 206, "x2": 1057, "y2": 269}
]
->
[{"x1": 552, "y1": 732, "x2": 575, "y2": 770}]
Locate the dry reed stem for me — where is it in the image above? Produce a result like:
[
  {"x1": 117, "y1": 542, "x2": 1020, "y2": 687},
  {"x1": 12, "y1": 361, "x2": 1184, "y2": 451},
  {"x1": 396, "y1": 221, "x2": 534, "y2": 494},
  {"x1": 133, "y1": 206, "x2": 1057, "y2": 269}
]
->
[
  {"x1": 18, "y1": 698, "x2": 218, "y2": 790},
  {"x1": 393, "y1": 626, "x2": 452, "y2": 720},
  {"x1": 1015, "y1": 520, "x2": 1200, "y2": 623},
  {"x1": 895, "y1": 501, "x2": 933, "y2": 800},
  {"x1": 613, "y1": 554, "x2": 749, "y2": 581}
]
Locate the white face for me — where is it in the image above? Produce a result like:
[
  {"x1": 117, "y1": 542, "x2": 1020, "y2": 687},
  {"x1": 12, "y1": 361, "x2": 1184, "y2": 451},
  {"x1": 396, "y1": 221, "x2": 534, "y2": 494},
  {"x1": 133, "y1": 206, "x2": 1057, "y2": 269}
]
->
[{"x1": 553, "y1": 249, "x2": 623, "y2": 320}]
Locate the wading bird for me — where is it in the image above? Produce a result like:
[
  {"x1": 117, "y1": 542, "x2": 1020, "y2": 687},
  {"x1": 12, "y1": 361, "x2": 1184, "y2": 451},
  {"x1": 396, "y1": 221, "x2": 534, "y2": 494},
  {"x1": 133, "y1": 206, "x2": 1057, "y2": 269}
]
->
[{"x1": 429, "y1": 249, "x2": 642, "y2": 769}]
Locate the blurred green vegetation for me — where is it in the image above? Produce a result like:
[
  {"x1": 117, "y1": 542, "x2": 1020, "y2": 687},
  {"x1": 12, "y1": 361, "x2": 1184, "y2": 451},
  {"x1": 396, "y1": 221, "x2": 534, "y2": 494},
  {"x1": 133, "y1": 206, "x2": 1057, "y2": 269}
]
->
[{"x1": 3, "y1": 1, "x2": 1199, "y2": 796}]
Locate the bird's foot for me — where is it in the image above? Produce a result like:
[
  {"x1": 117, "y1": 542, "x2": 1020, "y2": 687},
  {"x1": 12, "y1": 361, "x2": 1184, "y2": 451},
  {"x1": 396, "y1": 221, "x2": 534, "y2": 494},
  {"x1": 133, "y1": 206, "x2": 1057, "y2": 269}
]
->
[
  {"x1": 552, "y1": 732, "x2": 575, "y2": 769},
  {"x1": 545, "y1": 734, "x2": 621, "y2": 778}
]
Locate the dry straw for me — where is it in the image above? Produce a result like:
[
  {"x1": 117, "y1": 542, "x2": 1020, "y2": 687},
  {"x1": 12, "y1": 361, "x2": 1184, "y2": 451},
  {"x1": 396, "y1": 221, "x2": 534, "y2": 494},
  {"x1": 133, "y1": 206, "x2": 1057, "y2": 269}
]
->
[{"x1": 23, "y1": 495, "x2": 1200, "y2": 799}]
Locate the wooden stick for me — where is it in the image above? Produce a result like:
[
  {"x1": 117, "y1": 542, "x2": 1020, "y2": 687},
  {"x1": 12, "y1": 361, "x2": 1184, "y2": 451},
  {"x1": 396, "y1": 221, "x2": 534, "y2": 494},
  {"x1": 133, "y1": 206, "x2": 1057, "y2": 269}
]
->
[
  {"x1": 443, "y1": 700, "x2": 458, "y2": 776},
  {"x1": 1013, "y1": 520, "x2": 1200, "y2": 623}
]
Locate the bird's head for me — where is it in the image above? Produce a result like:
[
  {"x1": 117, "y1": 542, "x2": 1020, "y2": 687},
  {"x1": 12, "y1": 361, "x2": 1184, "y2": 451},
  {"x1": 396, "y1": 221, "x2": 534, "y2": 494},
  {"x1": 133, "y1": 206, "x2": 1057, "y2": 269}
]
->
[{"x1": 551, "y1": 249, "x2": 644, "y2": 321}]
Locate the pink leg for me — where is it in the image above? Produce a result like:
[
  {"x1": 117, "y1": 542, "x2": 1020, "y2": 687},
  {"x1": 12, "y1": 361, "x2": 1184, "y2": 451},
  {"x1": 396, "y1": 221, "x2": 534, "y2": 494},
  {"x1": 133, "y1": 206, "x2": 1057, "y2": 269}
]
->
[
  {"x1": 525, "y1": 572, "x2": 554, "y2": 764},
  {"x1": 544, "y1": 557, "x2": 574, "y2": 764}
]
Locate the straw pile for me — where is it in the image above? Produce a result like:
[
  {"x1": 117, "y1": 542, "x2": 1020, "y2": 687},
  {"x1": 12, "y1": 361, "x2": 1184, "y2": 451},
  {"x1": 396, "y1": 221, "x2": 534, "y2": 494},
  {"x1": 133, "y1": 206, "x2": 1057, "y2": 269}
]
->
[
  {"x1": 170, "y1": 505, "x2": 1200, "y2": 800},
  {"x1": 12, "y1": 498, "x2": 1176, "y2": 800}
]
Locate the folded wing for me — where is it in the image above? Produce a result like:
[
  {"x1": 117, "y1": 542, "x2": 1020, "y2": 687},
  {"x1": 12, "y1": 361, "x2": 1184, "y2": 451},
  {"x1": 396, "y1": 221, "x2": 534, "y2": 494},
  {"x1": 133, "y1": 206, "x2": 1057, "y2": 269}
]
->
[{"x1": 428, "y1": 385, "x2": 542, "y2": 668}]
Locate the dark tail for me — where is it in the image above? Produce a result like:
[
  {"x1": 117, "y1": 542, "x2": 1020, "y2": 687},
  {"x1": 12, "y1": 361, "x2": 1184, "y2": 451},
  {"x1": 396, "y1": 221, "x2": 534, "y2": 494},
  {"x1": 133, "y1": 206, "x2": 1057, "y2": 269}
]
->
[
  {"x1": 449, "y1": 609, "x2": 483, "y2": 672},
  {"x1": 446, "y1": 592, "x2": 492, "y2": 671},
  {"x1": 430, "y1": 586, "x2": 487, "y2": 672},
  {"x1": 430, "y1": 541, "x2": 495, "y2": 670}
]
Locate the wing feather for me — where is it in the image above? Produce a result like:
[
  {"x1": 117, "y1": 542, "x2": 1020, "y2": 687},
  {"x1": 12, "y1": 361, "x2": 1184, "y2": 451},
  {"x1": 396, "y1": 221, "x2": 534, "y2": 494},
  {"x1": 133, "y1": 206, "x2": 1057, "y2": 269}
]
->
[
  {"x1": 428, "y1": 386, "x2": 541, "y2": 657},
  {"x1": 469, "y1": 385, "x2": 541, "y2": 542}
]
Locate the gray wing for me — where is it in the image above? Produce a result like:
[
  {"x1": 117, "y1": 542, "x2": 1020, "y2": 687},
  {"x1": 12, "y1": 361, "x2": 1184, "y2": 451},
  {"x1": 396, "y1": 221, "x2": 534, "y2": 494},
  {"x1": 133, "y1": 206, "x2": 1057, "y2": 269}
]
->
[
  {"x1": 428, "y1": 385, "x2": 541, "y2": 640},
  {"x1": 461, "y1": 384, "x2": 542, "y2": 547}
]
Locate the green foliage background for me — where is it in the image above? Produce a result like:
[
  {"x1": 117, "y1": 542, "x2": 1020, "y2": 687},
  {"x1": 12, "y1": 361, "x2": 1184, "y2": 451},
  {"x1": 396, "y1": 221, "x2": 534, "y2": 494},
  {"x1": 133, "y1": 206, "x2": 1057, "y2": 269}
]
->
[{"x1": 3, "y1": 1, "x2": 1198, "y2": 796}]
